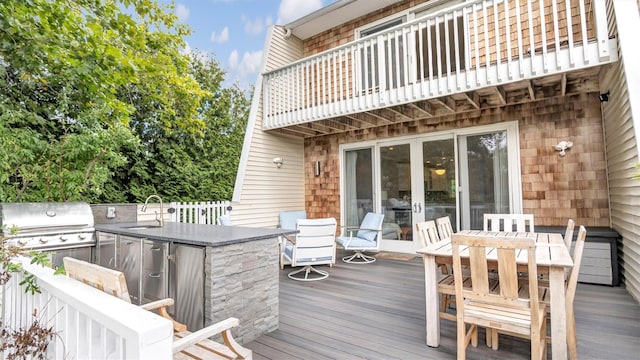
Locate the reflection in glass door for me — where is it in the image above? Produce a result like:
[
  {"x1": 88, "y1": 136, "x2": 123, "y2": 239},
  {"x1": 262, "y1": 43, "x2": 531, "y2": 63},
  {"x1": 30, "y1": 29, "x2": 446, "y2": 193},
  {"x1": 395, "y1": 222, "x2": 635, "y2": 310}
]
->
[
  {"x1": 459, "y1": 131, "x2": 510, "y2": 229},
  {"x1": 343, "y1": 148, "x2": 374, "y2": 228},
  {"x1": 380, "y1": 144, "x2": 412, "y2": 243},
  {"x1": 422, "y1": 139, "x2": 456, "y2": 227}
]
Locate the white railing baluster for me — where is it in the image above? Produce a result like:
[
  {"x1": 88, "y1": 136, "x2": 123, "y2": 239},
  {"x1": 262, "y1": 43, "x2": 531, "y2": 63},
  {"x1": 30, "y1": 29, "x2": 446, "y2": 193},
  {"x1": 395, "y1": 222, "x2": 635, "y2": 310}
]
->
[
  {"x1": 528, "y1": 0, "x2": 536, "y2": 74},
  {"x1": 551, "y1": 0, "x2": 561, "y2": 69},
  {"x1": 472, "y1": 4, "x2": 481, "y2": 86},
  {"x1": 482, "y1": 1, "x2": 490, "y2": 84},
  {"x1": 578, "y1": 0, "x2": 588, "y2": 64},
  {"x1": 516, "y1": 0, "x2": 524, "y2": 76},
  {"x1": 453, "y1": 9, "x2": 462, "y2": 90},
  {"x1": 504, "y1": 0, "x2": 513, "y2": 80},
  {"x1": 444, "y1": 12, "x2": 452, "y2": 92},
  {"x1": 540, "y1": 0, "x2": 548, "y2": 72},
  {"x1": 493, "y1": 1, "x2": 501, "y2": 82}
]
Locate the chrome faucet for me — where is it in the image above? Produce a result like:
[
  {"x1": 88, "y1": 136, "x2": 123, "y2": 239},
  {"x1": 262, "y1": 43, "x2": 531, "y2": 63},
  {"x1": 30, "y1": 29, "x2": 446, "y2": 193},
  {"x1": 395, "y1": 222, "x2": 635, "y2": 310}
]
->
[{"x1": 142, "y1": 194, "x2": 164, "y2": 227}]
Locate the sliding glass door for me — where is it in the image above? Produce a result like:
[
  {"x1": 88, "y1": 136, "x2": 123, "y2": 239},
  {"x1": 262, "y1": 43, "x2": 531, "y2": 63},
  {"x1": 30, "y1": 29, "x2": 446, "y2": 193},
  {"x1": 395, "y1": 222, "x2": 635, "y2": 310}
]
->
[{"x1": 341, "y1": 122, "x2": 521, "y2": 253}]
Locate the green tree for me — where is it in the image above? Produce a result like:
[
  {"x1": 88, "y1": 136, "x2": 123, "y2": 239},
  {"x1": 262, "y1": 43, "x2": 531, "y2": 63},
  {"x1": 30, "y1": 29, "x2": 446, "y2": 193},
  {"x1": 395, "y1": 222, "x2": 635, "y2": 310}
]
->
[
  {"x1": 0, "y1": 0, "x2": 208, "y2": 202},
  {"x1": 101, "y1": 54, "x2": 249, "y2": 203}
]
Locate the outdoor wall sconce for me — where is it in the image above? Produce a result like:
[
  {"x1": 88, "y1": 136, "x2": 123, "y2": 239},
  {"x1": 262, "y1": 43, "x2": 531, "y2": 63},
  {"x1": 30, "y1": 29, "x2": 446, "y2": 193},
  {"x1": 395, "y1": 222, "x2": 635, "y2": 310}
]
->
[
  {"x1": 273, "y1": 157, "x2": 283, "y2": 168},
  {"x1": 314, "y1": 161, "x2": 322, "y2": 176},
  {"x1": 554, "y1": 141, "x2": 573, "y2": 157},
  {"x1": 599, "y1": 91, "x2": 610, "y2": 103}
]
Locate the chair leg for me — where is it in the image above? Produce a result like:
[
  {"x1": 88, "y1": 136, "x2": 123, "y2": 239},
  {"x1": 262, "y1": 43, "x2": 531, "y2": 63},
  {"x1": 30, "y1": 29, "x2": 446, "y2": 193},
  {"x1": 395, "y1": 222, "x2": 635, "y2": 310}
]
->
[
  {"x1": 567, "y1": 305, "x2": 578, "y2": 360},
  {"x1": 287, "y1": 265, "x2": 329, "y2": 281},
  {"x1": 342, "y1": 251, "x2": 376, "y2": 264}
]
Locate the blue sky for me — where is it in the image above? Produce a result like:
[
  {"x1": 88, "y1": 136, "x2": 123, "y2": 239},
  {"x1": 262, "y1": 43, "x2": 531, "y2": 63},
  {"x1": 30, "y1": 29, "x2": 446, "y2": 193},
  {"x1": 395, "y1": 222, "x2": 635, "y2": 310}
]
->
[{"x1": 156, "y1": 0, "x2": 335, "y2": 89}]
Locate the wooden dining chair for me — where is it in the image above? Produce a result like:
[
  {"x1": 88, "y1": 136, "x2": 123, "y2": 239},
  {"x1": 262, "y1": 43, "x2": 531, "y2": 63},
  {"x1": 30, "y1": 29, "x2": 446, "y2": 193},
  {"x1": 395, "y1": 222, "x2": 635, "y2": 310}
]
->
[
  {"x1": 415, "y1": 220, "x2": 462, "y2": 321},
  {"x1": 563, "y1": 219, "x2": 576, "y2": 251},
  {"x1": 483, "y1": 213, "x2": 535, "y2": 232},
  {"x1": 503, "y1": 225, "x2": 587, "y2": 359},
  {"x1": 451, "y1": 234, "x2": 547, "y2": 360},
  {"x1": 435, "y1": 215, "x2": 454, "y2": 240}
]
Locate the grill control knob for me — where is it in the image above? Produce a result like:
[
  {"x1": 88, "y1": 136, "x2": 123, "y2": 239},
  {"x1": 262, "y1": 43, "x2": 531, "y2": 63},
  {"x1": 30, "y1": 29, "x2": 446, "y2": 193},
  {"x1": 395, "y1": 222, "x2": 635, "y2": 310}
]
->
[
  {"x1": 78, "y1": 234, "x2": 87, "y2": 240},
  {"x1": 59, "y1": 236, "x2": 68, "y2": 242},
  {"x1": 17, "y1": 239, "x2": 27, "y2": 246},
  {"x1": 39, "y1": 238, "x2": 48, "y2": 244}
]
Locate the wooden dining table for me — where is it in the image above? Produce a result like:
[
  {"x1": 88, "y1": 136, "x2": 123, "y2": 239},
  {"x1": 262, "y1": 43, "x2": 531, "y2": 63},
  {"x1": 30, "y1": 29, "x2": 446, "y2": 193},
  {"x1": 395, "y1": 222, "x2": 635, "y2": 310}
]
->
[{"x1": 416, "y1": 230, "x2": 574, "y2": 359}]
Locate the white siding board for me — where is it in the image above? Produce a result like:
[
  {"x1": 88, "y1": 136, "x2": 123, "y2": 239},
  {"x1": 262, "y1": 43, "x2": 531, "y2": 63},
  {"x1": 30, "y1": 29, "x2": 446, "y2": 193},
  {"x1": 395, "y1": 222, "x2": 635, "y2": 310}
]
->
[
  {"x1": 601, "y1": 9, "x2": 640, "y2": 302},
  {"x1": 232, "y1": 26, "x2": 306, "y2": 229}
]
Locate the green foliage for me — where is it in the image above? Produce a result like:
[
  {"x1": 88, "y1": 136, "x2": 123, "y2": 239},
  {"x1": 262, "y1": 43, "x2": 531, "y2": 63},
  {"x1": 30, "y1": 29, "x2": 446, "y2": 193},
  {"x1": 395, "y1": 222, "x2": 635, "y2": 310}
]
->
[
  {"x1": 100, "y1": 54, "x2": 250, "y2": 202},
  {"x1": 633, "y1": 163, "x2": 640, "y2": 180},
  {"x1": 0, "y1": 0, "x2": 226, "y2": 202}
]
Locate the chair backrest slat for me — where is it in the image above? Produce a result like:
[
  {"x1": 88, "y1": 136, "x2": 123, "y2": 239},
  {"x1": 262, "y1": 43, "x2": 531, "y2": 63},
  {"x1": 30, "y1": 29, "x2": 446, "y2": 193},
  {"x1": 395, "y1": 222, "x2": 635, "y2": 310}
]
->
[
  {"x1": 566, "y1": 226, "x2": 587, "y2": 305},
  {"x1": 483, "y1": 213, "x2": 535, "y2": 233},
  {"x1": 415, "y1": 220, "x2": 440, "y2": 248},
  {"x1": 435, "y1": 216, "x2": 454, "y2": 240}
]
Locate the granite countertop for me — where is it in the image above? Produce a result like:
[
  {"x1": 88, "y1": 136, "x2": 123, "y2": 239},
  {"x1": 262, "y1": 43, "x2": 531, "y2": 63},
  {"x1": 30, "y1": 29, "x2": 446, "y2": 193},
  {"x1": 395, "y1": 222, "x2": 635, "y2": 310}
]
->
[{"x1": 95, "y1": 221, "x2": 297, "y2": 247}]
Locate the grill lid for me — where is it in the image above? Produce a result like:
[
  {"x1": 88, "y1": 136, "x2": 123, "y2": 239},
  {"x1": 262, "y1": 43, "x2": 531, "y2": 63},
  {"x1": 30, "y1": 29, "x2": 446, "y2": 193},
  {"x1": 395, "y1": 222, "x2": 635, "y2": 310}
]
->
[{"x1": 0, "y1": 202, "x2": 94, "y2": 237}]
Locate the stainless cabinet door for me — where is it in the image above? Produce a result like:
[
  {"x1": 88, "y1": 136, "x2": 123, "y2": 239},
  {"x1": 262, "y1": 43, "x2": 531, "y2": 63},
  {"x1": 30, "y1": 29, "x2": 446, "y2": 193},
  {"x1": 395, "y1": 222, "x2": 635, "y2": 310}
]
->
[
  {"x1": 142, "y1": 240, "x2": 168, "y2": 304},
  {"x1": 96, "y1": 232, "x2": 117, "y2": 269},
  {"x1": 119, "y1": 235, "x2": 142, "y2": 304},
  {"x1": 168, "y1": 243, "x2": 204, "y2": 331}
]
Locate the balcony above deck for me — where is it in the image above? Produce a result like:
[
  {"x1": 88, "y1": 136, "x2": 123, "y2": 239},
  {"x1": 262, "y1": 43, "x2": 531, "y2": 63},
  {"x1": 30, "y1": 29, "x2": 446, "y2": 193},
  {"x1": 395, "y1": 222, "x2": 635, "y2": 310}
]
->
[{"x1": 262, "y1": 0, "x2": 617, "y2": 138}]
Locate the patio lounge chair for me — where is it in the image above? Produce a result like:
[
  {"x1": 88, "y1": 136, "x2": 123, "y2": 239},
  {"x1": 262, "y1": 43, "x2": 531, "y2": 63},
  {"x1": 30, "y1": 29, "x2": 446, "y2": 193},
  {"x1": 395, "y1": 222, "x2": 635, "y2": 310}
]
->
[
  {"x1": 282, "y1": 217, "x2": 337, "y2": 281},
  {"x1": 279, "y1": 210, "x2": 307, "y2": 269},
  {"x1": 218, "y1": 214, "x2": 232, "y2": 226},
  {"x1": 336, "y1": 212, "x2": 384, "y2": 264}
]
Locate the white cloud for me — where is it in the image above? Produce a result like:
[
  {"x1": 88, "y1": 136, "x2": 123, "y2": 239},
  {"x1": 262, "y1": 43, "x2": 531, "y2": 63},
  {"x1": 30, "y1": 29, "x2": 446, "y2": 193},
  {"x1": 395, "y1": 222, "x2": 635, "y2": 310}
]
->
[
  {"x1": 175, "y1": 3, "x2": 190, "y2": 22},
  {"x1": 210, "y1": 27, "x2": 229, "y2": 44},
  {"x1": 227, "y1": 50, "x2": 263, "y2": 87},
  {"x1": 277, "y1": 0, "x2": 323, "y2": 24},
  {"x1": 242, "y1": 15, "x2": 274, "y2": 36}
]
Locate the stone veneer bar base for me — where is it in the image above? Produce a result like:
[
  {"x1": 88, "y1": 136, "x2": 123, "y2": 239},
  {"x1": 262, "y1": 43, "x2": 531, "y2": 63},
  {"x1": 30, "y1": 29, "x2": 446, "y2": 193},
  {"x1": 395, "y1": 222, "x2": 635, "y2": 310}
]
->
[{"x1": 204, "y1": 236, "x2": 280, "y2": 344}]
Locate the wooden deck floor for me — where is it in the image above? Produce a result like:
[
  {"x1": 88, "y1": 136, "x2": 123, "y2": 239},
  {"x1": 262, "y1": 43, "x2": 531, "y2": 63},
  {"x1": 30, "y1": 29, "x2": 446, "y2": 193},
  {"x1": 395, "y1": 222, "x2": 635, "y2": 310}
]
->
[{"x1": 245, "y1": 253, "x2": 640, "y2": 359}]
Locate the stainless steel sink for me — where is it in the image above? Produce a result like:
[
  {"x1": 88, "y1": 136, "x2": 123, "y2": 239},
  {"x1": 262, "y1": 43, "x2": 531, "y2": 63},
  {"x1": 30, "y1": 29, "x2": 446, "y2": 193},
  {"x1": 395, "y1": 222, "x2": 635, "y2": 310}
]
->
[{"x1": 124, "y1": 225, "x2": 162, "y2": 230}]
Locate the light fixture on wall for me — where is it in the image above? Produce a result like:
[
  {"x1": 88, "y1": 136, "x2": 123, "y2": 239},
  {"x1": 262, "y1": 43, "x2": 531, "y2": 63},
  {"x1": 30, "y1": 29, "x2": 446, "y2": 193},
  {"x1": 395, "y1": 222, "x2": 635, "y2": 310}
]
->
[
  {"x1": 599, "y1": 91, "x2": 610, "y2": 103},
  {"x1": 434, "y1": 168, "x2": 446, "y2": 176},
  {"x1": 554, "y1": 141, "x2": 573, "y2": 157},
  {"x1": 273, "y1": 157, "x2": 283, "y2": 168},
  {"x1": 314, "y1": 160, "x2": 322, "y2": 176}
]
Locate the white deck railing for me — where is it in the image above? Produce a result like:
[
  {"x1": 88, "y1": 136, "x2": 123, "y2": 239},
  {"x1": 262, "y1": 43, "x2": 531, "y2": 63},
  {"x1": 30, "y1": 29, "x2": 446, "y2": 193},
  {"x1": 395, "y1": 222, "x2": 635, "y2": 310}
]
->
[
  {"x1": 169, "y1": 200, "x2": 231, "y2": 225},
  {"x1": 263, "y1": 0, "x2": 615, "y2": 129},
  {"x1": 1, "y1": 257, "x2": 173, "y2": 359}
]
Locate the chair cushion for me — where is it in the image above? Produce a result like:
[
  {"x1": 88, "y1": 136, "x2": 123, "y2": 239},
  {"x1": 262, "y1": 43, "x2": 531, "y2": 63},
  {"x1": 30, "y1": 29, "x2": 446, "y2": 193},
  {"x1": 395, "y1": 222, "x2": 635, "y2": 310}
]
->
[
  {"x1": 357, "y1": 213, "x2": 384, "y2": 242},
  {"x1": 283, "y1": 243, "x2": 332, "y2": 263},
  {"x1": 279, "y1": 210, "x2": 307, "y2": 230},
  {"x1": 336, "y1": 236, "x2": 378, "y2": 249}
]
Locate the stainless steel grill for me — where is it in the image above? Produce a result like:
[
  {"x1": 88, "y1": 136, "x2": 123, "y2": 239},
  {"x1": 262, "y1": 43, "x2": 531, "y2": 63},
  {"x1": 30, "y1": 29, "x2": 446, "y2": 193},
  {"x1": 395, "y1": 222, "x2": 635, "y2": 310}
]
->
[{"x1": 1, "y1": 202, "x2": 95, "y2": 266}]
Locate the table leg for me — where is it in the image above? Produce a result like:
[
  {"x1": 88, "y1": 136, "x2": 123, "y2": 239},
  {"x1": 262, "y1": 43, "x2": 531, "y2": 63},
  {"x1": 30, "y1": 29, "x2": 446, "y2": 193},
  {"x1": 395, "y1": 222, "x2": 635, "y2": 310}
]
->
[
  {"x1": 549, "y1": 267, "x2": 567, "y2": 359},
  {"x1": 423, "y1": 254, "x2": 440, "y2": 347}
]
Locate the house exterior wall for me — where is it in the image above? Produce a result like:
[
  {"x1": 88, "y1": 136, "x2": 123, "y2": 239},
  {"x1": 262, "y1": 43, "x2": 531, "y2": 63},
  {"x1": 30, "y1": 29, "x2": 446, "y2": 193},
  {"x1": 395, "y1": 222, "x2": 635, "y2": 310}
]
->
[
  {"x1": 231, "y1": 26, "x2": 307, "y2": 227},
  {"x1": 599, "y1": 0, "x2": 640, "y2": 301},
  {"x1": 304, "y1": 93, "x2": 610, "y2": 228}
]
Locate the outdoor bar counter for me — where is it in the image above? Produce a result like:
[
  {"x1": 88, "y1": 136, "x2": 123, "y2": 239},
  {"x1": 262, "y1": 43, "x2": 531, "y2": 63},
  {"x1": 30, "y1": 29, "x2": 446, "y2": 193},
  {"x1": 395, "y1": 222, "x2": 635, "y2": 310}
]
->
[{"x1": 95, "y1": 221, "x2": 296, "y2": 344}]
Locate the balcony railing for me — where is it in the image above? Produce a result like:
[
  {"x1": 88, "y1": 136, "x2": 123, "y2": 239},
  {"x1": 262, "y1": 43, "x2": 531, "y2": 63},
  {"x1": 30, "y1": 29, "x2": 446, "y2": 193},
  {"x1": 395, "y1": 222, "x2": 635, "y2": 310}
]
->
[
  {"x1": 1, "y1": 256, "x2": 173, "y2": 359},
  {"x1": 263, "y1": 0, "x2": 614, "y2": 130}
]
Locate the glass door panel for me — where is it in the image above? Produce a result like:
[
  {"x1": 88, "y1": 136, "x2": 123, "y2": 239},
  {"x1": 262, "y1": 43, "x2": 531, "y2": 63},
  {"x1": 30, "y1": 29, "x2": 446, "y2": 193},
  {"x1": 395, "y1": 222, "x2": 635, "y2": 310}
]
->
[
  {"x1": 380, "y1": 143, "x2": 412, "y2": 242},
  {"x1": 459, "y1": 131, "x2": 510, "y2": 229},
  {"x1": 422, "y1": 139, "x2": 456, "y2": 228},
  {"x1": 343, "y1": 148, "x2": 374, "y2": 228}
]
